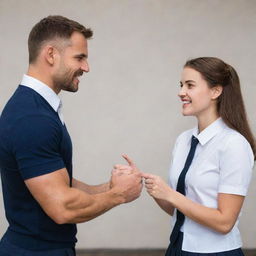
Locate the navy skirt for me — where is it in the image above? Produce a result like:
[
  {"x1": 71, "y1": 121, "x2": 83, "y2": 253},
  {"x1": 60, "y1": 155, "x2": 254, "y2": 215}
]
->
[
  {"x1": 181, "y1": 249, "x2": 244, "y2": 256},
  {"x1": 165, "y1": 232, "x2": 244, "y2": 256},
  {"x1": 0, "y1": 237, "x2": 76, "y2": 256}
]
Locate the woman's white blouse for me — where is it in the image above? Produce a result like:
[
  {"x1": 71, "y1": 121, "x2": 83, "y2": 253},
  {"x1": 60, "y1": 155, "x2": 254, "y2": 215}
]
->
[{"x1": 169, "y1": 118, "x2": 254, "y2": 253}]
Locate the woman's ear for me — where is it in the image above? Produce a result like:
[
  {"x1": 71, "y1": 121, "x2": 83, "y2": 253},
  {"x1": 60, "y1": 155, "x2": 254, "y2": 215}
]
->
[{"x1": 211, "y1": 85, "x2": 223, "y2": 100}]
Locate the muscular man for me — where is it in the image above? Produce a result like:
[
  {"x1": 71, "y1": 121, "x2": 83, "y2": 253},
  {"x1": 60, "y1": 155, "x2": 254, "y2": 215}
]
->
[{"x1": 0, "y1": 15, "x2": 142, "y2": 256}]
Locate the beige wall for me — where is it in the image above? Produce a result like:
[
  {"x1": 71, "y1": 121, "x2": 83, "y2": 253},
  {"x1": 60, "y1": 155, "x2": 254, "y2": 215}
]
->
[{"x1": 0, "y1": 0, "x2": 255, "y2": 249}]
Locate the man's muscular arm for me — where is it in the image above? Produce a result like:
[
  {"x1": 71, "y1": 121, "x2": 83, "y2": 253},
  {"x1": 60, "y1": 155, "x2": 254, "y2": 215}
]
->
[
  {"x1": 72, "y1": 178, "x2": 110, "y2": 194},
  {"x1": 25, "y1": 165, "x2": 142, "y2": 224}
]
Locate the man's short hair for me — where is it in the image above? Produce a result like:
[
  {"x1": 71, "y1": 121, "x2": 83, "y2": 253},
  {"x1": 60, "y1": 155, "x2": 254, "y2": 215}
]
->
[{"x1": 28, "y1": 15, "x2": 93, "y2": 64}]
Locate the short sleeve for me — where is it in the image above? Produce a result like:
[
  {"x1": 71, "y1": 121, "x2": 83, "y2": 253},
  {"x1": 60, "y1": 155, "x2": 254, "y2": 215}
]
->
[
  {"x1": 218, "y1": 133, "x2": 254, "y2": 196},
  {"x1": 168, "y1": 131, "x2": 189, "y2": 187},
  {"x1": 12, "y1": 115, "x2": 65, "y2": 180},
  {"x1": 168, "y1": 136, "x2": 179, "y2": 186}
]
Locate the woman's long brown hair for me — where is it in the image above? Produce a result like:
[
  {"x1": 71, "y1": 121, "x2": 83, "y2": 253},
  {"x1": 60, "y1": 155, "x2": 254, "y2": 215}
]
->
[{"x1": 184, "y1": 57, "x2": 256, "y2": 159}]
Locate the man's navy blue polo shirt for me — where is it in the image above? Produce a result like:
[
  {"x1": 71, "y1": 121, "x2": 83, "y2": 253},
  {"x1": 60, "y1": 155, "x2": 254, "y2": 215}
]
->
[{"x1": 0, "y1": 85, "x2": 77, "y2": 250}]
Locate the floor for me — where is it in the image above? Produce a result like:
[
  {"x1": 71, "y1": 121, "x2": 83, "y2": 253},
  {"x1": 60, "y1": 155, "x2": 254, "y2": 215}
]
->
[
  {"x1": 76, "y1": 250, "x2": 164, "y2": 256},
  {"x1": 76, "y1": 249, "x2": 256, "y2": 256}
]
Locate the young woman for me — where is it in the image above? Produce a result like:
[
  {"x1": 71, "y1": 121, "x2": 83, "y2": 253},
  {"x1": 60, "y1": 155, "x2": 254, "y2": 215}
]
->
[{"x1": 142, "y1": 57, "x2": 255, "y2": 256}]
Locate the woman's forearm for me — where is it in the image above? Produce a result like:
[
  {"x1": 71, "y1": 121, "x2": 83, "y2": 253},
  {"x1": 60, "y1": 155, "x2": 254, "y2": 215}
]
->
[
  {"x1": 154, "y1": 198, "x2": 174, "y2": 216},
  {"x1": 143, "y1": 173, "x2": 244, "y2": 234},
  {"x1": 168, "y1": 190, "x2": 244, "y2": 234}
]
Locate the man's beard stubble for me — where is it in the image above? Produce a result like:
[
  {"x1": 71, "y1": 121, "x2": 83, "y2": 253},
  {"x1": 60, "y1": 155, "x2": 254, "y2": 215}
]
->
[{"x1": 53, "y1": 68, "x2": 82, "y2": 93}]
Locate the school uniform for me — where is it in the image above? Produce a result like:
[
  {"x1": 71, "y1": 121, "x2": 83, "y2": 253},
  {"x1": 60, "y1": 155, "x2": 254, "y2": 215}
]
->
[{"x1": 168, "y1": 118, "x2": 254, "y2": 254}]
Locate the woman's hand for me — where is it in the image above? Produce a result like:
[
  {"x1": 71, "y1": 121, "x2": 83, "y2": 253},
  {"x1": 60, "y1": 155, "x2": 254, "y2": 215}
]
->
[{"x1": 142, "y1": 173, "x2": 173, "y2": 201}]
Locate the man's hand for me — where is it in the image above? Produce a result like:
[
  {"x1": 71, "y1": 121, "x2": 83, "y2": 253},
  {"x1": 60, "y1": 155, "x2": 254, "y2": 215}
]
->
[{"x1": 110, "y1": 154, "x2": 143, "y2": 203}]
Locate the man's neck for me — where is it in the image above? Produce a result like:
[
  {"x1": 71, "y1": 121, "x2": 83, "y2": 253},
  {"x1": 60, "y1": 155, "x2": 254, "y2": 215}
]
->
[{"x1": 27, "y1": 66, "x2": 59, "y2": 94}]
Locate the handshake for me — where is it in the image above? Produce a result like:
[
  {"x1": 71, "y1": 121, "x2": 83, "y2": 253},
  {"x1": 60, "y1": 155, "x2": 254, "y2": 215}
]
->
[{"x1": 110, "y1": 154, "x2": 170, "y2": 204}]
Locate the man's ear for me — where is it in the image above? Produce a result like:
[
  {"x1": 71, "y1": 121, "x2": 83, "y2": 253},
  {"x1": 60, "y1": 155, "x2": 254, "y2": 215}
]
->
[
  {"x1": 211, "y1": 85, "x2": 223, "y2": 100},
  {"x1": 43, "y1": 45, "x2": 58, "y2": 66}
]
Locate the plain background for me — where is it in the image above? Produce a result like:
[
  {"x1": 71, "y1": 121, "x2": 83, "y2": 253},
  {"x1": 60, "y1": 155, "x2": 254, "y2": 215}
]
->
[{"x1": 0, "y1": 0, "x2": 255, "y2": 250}]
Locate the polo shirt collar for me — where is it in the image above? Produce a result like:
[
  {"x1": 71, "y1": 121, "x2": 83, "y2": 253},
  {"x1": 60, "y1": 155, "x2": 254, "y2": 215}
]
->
[
  {"x1": 20, "y1": 74, "x2": 61, "y2": 112},
  {"x1": 192, "y1": 118, "x2": 226, "y2": 146}
]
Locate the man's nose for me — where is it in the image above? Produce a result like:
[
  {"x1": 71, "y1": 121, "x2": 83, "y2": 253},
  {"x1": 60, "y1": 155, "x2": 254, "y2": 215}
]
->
[{"x1": 81, "y1": 60, "x2": 89, "y2": 73}]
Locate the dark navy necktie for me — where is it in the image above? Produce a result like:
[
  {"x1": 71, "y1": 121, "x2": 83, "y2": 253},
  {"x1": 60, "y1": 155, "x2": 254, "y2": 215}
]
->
[{"x1": 167, "y1": 136, "x2": 199, "y2": 254}]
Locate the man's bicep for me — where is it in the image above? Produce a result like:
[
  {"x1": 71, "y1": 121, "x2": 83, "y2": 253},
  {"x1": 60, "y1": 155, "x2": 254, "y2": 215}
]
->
[{"x1": 25, "y1": 168, "x2": 70, "y2": 222}]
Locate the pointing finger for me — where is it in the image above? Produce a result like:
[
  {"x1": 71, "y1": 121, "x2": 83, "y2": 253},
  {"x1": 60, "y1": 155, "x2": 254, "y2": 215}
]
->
[{"x1": 122, "y1": 154, "x2": 136, "y2": 168}]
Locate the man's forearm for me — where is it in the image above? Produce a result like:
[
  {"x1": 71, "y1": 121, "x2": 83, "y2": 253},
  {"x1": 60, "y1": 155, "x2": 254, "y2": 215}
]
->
[
  {"x1": 61, "y1": 186, "x2": 124, "y2": 223},
  {"x1": 72, "y1": 178, "x2": 110, "y2": 194},
  {"x1": 25, "y1": 166, "x2": 142, "y2": 225}
]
